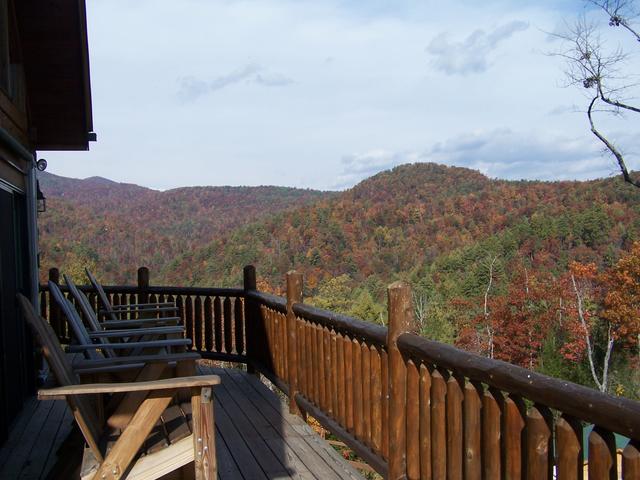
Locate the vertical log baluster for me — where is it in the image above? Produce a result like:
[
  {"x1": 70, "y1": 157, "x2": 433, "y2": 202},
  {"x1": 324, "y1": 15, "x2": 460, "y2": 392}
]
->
[
  {"x1": 381, "y1": 349, "x2": 389, "y2": 461},
  {"x1": 447, "y1": 375, "x2": 464, "y2": 480},
  {"x1": 464, "y1": 382, "x2": 482, "y2": 480},
  {"x1": 267, "y1": 309, "x2": 275, "y2": 374},
  {"x1": 223, "y1": 297, "x2": 233, "y2": 354},
  {"x1": 330, "y1": 331, "x2": 338, "y2": 417},
  {"x1": 282, "y1": 311, "x2": 289, "y2": 382},
  {"x1": 306, "y1": 321, "x2": 315, "y2": 403},
  {"x1": 194, "y1": 296, "x2": 203, "y2": 351},
  {"x1": 297, "y1": 320, "x2": 307, "y2": 399},
  {"x1": 344, "y1": 334, "x2": 354, "y2": 432},
  {"x1": 353, "y1": 338, "x2": 364, "y2": 441},
  {"x1": 323, "y1": 327, "x2": 332, "y2": 415},
  {"x1": 185, "y1": 295, "x2": 194, "y2": 346},
  {"x1": 311, "y1": 323, "x2": 319, "y2": 405},
  {"x1": 317, "y1": 325, "x2": 326, "y2": 411},
  {"x1": 406, "y1": 360, "x2": 420, "y2": 480},
  {"x1": 588, "y1": 428, "x2": 616, "y2": 480},
  {"x1": 271, "y1": 310, "x2": 278, "y2": 378},
  {"x1": 525, "y1": 406, "x2": 552, "y2": 480},
  {"x1": 370, "y1": 346, "x2": 382, "y2": 456},
  {"x1": 555, "y1": 415, "x2": 582, "y2": 480},
  {"x1": 213, "y1": 297, "x2": 222, "y2": 353},
  {"x1": 361, "y1": 341, "x2": 371, "y2": 446},
  {"x1": 431, "y1": 369, "x2": 447, "y2": 480},
  {"x1": 419, "y1": 364, "x2": 432, "y2": 480},
  {"x1": 176, "y1": 296, "x2": 185, "y2": 338},
  {"x1": 504, "y1": 395, "x2": 526, "y2": 480},
  {"x1": 148, "y1": 294, "x2": 158, "y2": 318},
  {"x1": 623, "y1": 440, "x2": 640, "y2": 479},
  {"x1": 234, "y1": 297, "x2": 244, "y2": 355},
  {"x1": 204, "y1": 296, "x2": 213, "y2": 352},
  {"x1": 337, "y1": 333, "x2": 346, "y2": 425}
]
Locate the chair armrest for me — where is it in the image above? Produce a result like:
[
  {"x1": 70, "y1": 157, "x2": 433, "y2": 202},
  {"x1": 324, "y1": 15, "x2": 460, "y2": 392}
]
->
[
  {"x1": 68, "y1": 338, "x2": 192, "y2": 352},
  {"x1": 110, "y1": 302, "x2": 176, "y2": 310},
  {"x1": 87, "y1": 326, "x2": 185, "y2": 338},
  {"x1": 100, "y1": 317, "x2": 181, "y2": 329},
  {"x1": 72, "y1": 351, "x2": 200, "y2": 369},
  {"x1": 38, "y1": 374, "x2": 220, "y2": 399}
]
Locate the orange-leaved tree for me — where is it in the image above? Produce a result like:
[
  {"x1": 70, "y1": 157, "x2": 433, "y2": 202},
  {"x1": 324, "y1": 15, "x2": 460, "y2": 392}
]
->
[{"x1": 601, "y1": 241, "x2": 640, "y2": 367}]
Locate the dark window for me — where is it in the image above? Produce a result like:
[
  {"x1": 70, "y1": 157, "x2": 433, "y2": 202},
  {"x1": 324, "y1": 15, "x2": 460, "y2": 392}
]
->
[
  {"x1": 0, "y1": 0, "x2": 8, "y2": 93},
  {"x1": 0, "y1": 0, "x2": 25, "y2": 111}
]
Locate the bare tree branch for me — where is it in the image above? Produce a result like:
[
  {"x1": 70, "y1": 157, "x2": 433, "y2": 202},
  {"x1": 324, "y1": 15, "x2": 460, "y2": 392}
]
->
[
  {"x1": 587, "y1": 0, "x2": 640, "y2": 41},
  {"x1": 587, "y1": 96, "x2": 640, "y2": 187},
  {"x1": 483, "y1": 255, "x2": 498, "y2": 359},
  {"x1": 552, "y1": 2, "x2": 639, "y2": 188},
  {"x1": 571, "y1": 274, "x2": 613, "y2": 392}
]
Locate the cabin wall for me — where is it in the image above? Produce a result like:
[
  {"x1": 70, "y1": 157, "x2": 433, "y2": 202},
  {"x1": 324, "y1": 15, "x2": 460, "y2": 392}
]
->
[{"x1": 0, "y1": 0, "x2": 37, "y2": 444}]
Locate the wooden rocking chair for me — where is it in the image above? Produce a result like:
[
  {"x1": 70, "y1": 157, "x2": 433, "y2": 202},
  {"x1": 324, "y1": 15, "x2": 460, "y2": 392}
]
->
[
  {"x1": 49, "y1": 280, "x2": 190, "y2": 363},
  {"x1": 18, "y1": 294, "x2": 219, "y2": 480},
  {"x1": 63, "y1": 275, "x2": 184, "y2": 340},
  {"x1": 85, "y1": 269, "x2": 179, "y2": 321}
]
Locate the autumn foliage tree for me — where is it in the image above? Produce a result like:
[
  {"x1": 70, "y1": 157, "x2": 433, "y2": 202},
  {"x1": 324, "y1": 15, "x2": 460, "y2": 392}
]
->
[{"x1": 602, "y1": 241, "x2": 640, "y2": 355}]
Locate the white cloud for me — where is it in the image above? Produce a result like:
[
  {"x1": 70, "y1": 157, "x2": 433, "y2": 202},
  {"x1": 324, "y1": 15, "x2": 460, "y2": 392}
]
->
[
  {"x1": 42, "y1": 0, "x2": 639, "y2": 192},
  {"x1": 427, "y1": 20, "x2": 529, "y2": 75},
  {"x1": 333, "y1": 128, "x2": 640, "y2": 189},
  {"x1": 177, "y1": 64, "x2": 293, "y2": 101}
]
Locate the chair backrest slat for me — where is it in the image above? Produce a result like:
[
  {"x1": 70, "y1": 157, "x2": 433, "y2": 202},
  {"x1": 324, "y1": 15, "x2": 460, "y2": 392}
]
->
[
  {"x1": 63, "y1": 275, "x2": 117, "y2": 359},
  {"x1": 85, "y1": 268, "x2": 117, "y2": 321},
  {"x1": 17, "y1": 294, "x2": 103, "y2": 455},
  {"x1": 64, "y1": 275, "x2": 103, "y2": 333},
  {"x1": 48, "y1": 281, "x2": 102, "y2": 361}
]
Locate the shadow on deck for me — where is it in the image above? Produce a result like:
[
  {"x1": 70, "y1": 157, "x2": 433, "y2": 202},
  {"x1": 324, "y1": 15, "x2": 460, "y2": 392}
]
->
[{"x1": 0, "y1": 363, "x2": 363, "y2": 480}]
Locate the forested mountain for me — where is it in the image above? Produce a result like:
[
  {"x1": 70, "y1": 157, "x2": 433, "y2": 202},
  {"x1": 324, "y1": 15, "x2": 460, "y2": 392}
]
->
[
  {"x1": 37, "y1": 171, "x2": 331, "y2": 283},
  {"x1": 165, "y1": 163, "x2": 640, "y2": 289},
  {"x1": 38, "y1": 163, "x2": 640, "y2": 397}
]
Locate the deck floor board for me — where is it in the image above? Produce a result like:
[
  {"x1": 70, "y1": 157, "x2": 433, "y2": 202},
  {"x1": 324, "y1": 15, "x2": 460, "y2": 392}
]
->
[{"x1": 0, "y1": 364, "x2": 364, "y2": 479}]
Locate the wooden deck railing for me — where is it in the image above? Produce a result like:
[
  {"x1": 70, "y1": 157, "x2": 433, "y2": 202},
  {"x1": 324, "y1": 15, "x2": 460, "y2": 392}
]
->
[
  {"x1": 39, "y1": 267, "x2": 246, "y2": 361},
  {"x1": 40, "y1": 265, "x2": 640, "y2": 479}
]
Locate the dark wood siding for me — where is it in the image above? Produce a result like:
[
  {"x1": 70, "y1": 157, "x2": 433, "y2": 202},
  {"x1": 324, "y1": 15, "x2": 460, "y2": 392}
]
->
[{"x1": 0, "y1": 188, "x2": 34, "y2": 443}]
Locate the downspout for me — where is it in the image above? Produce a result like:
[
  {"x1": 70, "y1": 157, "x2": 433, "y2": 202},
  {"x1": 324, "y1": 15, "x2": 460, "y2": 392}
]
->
[{"x1": 25, "y1": 155, "x2": 38, "y2": 305}]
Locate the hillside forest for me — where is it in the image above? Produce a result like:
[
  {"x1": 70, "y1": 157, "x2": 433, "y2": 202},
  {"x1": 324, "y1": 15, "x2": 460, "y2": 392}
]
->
[{"x1": 38, "y1": 163, "x2": 640, "y2": 398}]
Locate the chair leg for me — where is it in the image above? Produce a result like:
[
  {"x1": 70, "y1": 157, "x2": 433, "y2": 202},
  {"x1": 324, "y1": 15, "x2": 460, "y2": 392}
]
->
[
  {"x1": 192, "y1": 387, "x2": 216, "y2": 480},
  {"x1": 94, "y1": 390, "x2": 175, "y2": 480},
  {"x1": 177, "y1": 360, "x2": 196, "y2": 402}
]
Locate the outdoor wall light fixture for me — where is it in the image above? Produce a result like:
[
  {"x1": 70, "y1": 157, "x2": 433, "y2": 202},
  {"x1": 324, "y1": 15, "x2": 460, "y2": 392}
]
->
[{"x1": 36, "y1": 180, "x2": 46, "y2": 213}]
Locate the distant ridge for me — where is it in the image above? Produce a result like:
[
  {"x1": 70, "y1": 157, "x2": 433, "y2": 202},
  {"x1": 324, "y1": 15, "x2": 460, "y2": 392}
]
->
[
  {"x1": 38, "y1": 162, "x2": 640, "y2": 295},
  {"x1": 37, "y1": 171, "x2": 332, "y2": 283}
]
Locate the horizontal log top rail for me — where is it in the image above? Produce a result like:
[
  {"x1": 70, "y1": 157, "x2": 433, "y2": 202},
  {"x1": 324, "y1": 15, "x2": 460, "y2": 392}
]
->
[
  {"x1": 245, "y1": 289, "x2": 286, "y2": 313},
  {"x1": 292, "y1": 303, "x2": 387, "y2": 348},
  {"x1": 39, "y1": 282, "x2": 244, "y2": 298},
  {"x1": 398, "y1": 332, "x2": 640, "y2": 439}
]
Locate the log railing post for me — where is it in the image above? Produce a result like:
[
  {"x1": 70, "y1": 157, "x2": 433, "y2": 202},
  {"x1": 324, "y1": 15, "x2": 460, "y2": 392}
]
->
[
  {"x1": 243, "y1": 265, "x2": 258, "y2": 374},
  {"x1": 137, "y1": 267, "x2": 150, "y2": 319},
  {"x1": 286, "y1": 270, "x2": 303, "y2": 416},
  {"x1": 387, "y1": 281, "x2": 413, "y2": 480},
  {"x1": 137, "y1": 266, "x2": 149, "y2": 304}
]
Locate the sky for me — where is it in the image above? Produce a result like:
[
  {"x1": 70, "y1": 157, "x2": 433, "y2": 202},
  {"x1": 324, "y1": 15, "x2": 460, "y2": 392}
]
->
[{"x1": 43, "y1": 0, "x2": 639, "y2": 191}]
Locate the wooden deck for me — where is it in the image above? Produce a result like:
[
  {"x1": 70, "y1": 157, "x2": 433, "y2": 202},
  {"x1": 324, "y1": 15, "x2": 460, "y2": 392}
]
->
[
  {"x1": 0, "y1": 396, "x2": 74, "y2": 479},
  {"x1": 0, "y1": 364, "x2": 363, "y2": 479}
]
